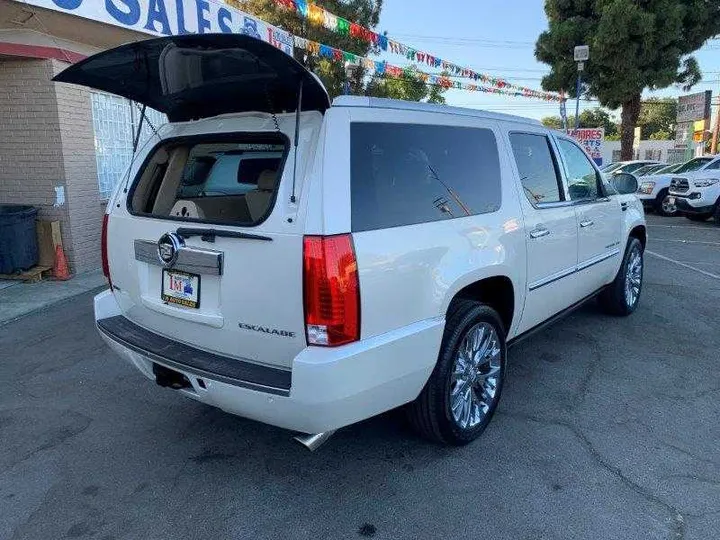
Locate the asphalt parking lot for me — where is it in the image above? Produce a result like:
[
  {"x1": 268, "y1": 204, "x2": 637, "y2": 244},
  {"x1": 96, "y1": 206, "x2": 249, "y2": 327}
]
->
[{"x1": 1, "y1": 213, "x2": 718, "y2": 540}]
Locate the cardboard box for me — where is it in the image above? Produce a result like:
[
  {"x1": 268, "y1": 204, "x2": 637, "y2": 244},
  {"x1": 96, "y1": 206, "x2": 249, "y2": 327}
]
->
[{"x1": 36, "y1": 220, "x2": 63, "y2": 268}]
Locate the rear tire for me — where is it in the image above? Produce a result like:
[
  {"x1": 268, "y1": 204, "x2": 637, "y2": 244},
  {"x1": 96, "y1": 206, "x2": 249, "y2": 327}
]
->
[
  {"x1": 686, "y1": 213, "x2": 711, "y2": 222},
  {"x1": 407, "y1": 300, "x2": 506, "y2": 445},
  {"x1": 598, "y1": 237, "x2": 643, "y2": 316},
  {"x1": 654, "y1": 189, "x2": 677, "y2": 217}
]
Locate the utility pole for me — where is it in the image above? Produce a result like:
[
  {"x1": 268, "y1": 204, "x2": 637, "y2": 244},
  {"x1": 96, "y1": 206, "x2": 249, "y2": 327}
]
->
[
  {"x1": 711, "y1": 93, "x2": 720, "y2": 155},
  {"x1": 574, "y1": 46, "x2": 589, "y2": 131},
  {"x1": 560, "y1": 91, "x2": 568, "y2": 131}
]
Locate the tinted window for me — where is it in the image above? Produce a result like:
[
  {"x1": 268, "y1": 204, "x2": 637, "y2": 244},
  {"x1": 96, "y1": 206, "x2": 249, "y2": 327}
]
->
[
  {"x1": 350, "y1": 123, "x2": 502, "y2": 232},
  {"x1": 621, "y1": 162, "x2": 649, "y2": 173},
  {"x1": 129, "y1": 136, "x2": 287, "y2": 226},
  {"x1": 704, "y1": 160, "x2": 720, "y2": 170},
  {"x1": 177, "y1": 151, "x2": 282, "y2": 198},
  {"x1": 556, "y1": 138, "x2": 599, "y2": 200},
  {"x1": 674, "y1": 158, "x2": 712, "y2": 173},
  {"x1": 509, "y1": 133, "x2": 562, "y2": 204}
]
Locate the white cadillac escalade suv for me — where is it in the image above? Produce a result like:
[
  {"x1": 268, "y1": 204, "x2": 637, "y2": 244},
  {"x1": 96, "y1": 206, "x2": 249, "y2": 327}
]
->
[{"x1": 55, "y1": 35, "x2": 646, "y2": 448}]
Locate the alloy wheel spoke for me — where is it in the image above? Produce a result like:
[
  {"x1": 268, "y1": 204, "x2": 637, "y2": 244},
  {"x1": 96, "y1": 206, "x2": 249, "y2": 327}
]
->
[{"x1": 449, "y1": 322, "x2": 503, "y2": 430}]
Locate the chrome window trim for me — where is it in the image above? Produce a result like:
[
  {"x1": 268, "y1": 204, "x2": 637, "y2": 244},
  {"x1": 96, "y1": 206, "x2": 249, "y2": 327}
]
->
[{"x1": 134, "y1": 239, "x2": 224, "y2": 275}]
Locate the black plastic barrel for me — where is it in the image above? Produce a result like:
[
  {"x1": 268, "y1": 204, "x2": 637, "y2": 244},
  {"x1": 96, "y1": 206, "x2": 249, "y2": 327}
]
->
[{"x1": 0, "y1": 205, "x2": 39, "y2": 274}]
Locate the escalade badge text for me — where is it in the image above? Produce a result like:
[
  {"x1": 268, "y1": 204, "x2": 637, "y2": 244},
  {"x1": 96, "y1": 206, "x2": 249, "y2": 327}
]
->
[
  {"x1": 157, "y1": 232, "x2": 184, "y2": 268},
  {"x1": 239, "y1": 323, "x2": 296, "y2": 338}
]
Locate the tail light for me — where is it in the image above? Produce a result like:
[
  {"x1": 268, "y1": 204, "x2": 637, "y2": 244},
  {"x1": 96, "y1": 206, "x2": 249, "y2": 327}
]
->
[
  {"x1": 303, "y1": 234, "x2": 360, "y2": 346},
  {"x1": 101, "y1": 213, "x2": 112, "y2": 288}
]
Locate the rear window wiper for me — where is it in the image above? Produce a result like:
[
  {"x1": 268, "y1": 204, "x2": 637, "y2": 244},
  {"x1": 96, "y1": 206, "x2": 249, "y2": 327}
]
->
[{"x1": 176, "y1": 227, "x2": 272, "y2": 243}]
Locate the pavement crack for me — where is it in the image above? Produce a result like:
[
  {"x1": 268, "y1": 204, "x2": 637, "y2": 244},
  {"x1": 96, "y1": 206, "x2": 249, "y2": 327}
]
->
[{"x1": 500, "y1": 411, "x2": 686, "y2": 540}]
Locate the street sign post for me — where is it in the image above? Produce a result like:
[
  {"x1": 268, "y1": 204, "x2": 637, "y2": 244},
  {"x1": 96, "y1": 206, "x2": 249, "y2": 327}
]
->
[{"x1": 572, "y1": 46, "x2": 589, "y2": 130}]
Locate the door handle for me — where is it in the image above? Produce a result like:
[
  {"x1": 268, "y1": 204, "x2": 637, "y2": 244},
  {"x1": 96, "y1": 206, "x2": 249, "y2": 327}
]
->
[
  {"x1": 580, "y1": 219, "x2": 594, "y2": 228},
  {"x1": 529, "y1": 227, "x2": 550, "y2": 239}
]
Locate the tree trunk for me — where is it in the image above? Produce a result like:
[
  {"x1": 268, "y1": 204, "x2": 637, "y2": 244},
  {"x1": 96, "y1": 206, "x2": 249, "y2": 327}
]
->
[{"x1": 620, "y1": 94, "x2": 642, "y2": 161}]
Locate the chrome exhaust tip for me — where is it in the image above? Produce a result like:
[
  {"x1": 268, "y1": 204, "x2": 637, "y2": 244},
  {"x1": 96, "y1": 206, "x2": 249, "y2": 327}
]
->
[{"x1": 293, "y1": 430, "x2": 336, "y2": 451}]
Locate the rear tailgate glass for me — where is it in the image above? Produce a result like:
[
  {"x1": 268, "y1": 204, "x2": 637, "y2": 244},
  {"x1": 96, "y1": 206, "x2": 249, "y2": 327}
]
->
[{"x1": 129, "y1": 133, "x2": 288, "y2": 226}]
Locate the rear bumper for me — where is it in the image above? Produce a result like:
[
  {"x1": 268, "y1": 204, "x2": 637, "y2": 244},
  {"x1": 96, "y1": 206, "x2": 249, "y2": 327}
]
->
[{"x1": 94, "y1": 290, "x2": 442, "y2": 434}]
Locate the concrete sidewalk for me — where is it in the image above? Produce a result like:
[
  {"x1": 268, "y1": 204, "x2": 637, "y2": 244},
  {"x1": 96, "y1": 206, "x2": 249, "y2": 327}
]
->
[{"x1": 0, "y1": 270, "x2": 106, "y2": 325}]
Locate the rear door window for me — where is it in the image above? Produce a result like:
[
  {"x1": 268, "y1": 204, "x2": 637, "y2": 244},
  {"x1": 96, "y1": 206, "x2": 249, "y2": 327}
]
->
[
  {"x1": 509, "y1": 133, "x2": 563, "y2": 204},
  {"x1": 555, "y1": 138, "x2": 600, "y2": 201},
  {"x1": 350, "y1": 123, "x2": 502, "y2": 232},
  {"x1": 129, "y1": 135, "x2": 287, "y2": 226}
]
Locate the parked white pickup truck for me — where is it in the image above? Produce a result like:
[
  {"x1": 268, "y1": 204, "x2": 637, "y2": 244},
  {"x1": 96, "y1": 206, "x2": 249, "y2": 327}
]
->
[
  {"x1": 667, "y1": 155, "x2": 720, "y2": 223},
  {"x1": 54, "y1": 34, "x2": 647, "y2": 448},
  {"x1": 638, "y1": 156, "x2": 720, "y2": 216}
]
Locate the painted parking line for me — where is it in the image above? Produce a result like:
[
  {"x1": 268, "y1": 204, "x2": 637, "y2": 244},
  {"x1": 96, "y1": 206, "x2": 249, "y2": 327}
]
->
[
  {"x1": 652, "y1": 238, "x2": 720, "y2": 246},
  {"x1": 646, "y1": 250, "x2": 720, "y2": 280}
]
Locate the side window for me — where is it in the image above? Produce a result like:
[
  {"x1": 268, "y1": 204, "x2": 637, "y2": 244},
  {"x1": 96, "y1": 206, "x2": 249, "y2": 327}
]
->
[
  {"x1": 705, "y1": 160, "x2": 720, "y2": 170},
  {"x1": 556, "y1": 138, "x2": 600, "y2": 200},
  {"x1": 509, "y1": 133, "x2": 563, "y2": 205},
  {"x1": 350, "y1": 123, "x2": 502, "y2": 232}
]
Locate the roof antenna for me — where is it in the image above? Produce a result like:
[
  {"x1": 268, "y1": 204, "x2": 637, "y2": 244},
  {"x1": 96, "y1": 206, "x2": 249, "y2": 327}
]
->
[{"x1": 290, "y1": 78, "x2": 304, "y2": 204}]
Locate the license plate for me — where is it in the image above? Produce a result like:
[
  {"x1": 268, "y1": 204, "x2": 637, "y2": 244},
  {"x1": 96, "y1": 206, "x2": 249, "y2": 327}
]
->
[
  {"x1": 162, "y1": 270, "x2": 200, "y2": 309},
  {"x1": 668, "y1": 196, "x2": 676, "y2": 205}
]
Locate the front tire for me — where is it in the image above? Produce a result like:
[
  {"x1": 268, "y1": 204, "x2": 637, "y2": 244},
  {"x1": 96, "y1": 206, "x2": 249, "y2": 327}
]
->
[
  {"x1": 655, "y1": 190, "x2": 677, "y2": 217},
  {"x1": 598, "y1": 237, "x2": 644, "y2": 316},
  {"x1": 407, "y1": 300, "x2": 506, "y2": 445}
]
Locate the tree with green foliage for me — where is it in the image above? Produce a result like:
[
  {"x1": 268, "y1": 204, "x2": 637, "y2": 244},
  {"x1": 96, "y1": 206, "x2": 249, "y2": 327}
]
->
[
  {"x1": 241, "y1": 0, "x2": 446, "y2": 103},
  {"x1": 648, "y1": 130, "x2": 672, "y2": 141},
  {"x1": 366, "y1": 67, "x2": 447, "y2": 104},
  {"x1": 541, "y1": 115, "x2": 564, "y2": 129},
  {"x1": 535, "y1": 0, "x2": 720, "y2": 160},
  {"x1": 637, "y1": 98, "x2": 677, "y2": 139},
  {"x1": 541, "y1": 107, "x2": 618, "y2": 137}
]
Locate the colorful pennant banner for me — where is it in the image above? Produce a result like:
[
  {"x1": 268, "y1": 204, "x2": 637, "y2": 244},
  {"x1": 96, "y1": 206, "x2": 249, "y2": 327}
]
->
[
  {"x1": 269, "y1": 0, "x2": 560, "y2": 101},
  {"x1": 293, "y1": 36, "x2": 561, "y2": 101}
]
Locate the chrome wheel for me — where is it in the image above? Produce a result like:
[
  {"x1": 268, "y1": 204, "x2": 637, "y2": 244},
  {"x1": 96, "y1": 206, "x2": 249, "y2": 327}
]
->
[
  {"x1": 449, "y1": 322, "x2": 502, "y2": 430},
  {"x1": 624, "y1": 248, "x2": 642, "y2": 307},
  {"x1": 661, "y1": 196, "x2": 677, "y2": 215}
]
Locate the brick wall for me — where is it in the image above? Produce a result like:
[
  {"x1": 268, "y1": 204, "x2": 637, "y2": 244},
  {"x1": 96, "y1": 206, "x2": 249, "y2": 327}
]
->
[
  {"x1": 0, "y1": 57, "x2": 76, "y2": 268},
  {"x1": 0, "y1": 57, "x2": 103, "y2": 274},
  {"x1": 52, "y1": 59, "x2": 103, "y2": 273}
]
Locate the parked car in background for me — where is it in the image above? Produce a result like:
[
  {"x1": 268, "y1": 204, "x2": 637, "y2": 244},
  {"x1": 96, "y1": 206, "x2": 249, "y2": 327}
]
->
[
  {"x1": 55, "y1": 34, "x2": 647, "y2": 448},
  {"x1": 641, "y1": 156, "x2": 719, "y2": 217},
  {"x1": 634, "y1": 163, "x2": 668, "y2": 177},
  {"x1": 668, "y1": 155, "x2": 720, "y2": 223},
  {"x1": 602, "y1": 160, "x2": 662, "y2": 176},
  {"x1": 653, "y1": 163, "x2": 685, "y2": 175}
]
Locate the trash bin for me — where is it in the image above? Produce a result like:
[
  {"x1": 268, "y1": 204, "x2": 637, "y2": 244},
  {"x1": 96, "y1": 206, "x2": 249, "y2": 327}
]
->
[{"x1": 0, "y1": 205, "x2": 39, "y2": 274}]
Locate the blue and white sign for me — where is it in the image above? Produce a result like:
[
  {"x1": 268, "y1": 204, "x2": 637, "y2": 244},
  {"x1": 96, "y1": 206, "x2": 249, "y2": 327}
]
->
[{"x1": 16, "y1": 0, "x2": 293, "y2": 55}]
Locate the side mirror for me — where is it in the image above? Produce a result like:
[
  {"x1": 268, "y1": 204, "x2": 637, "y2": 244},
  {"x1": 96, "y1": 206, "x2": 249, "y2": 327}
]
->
[{"x1": 611, "y1": 172, "x2": 639, "y2": 195}]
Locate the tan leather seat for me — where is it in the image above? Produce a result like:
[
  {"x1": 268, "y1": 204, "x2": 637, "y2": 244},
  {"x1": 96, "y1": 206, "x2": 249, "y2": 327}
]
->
[{"x1": 246, "y1": 170, "x2": 277, "y2": 221}]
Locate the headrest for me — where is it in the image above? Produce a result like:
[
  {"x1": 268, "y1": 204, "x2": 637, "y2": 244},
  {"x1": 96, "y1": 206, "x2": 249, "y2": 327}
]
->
[
  {"x1": 181, "y1": 156, "x2": 216, "y2": 186},
  {"x1": 257, "y1": 170, "x2": 277, "y2": 191}
]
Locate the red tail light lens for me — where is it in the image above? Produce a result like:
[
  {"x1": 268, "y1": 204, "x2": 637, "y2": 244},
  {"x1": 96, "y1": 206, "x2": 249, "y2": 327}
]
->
[
  {"x1": 303, "y1": 234, "x2": 360, "y2": 346},
  {"x1": 101, "y1": 213, "x2": 112, "y2": 288}
]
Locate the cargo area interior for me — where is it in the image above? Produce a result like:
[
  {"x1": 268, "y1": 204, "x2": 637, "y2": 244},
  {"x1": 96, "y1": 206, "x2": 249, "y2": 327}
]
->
[{"x1": 130, "y1": 135, "x2": 288, "y2": 225}]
